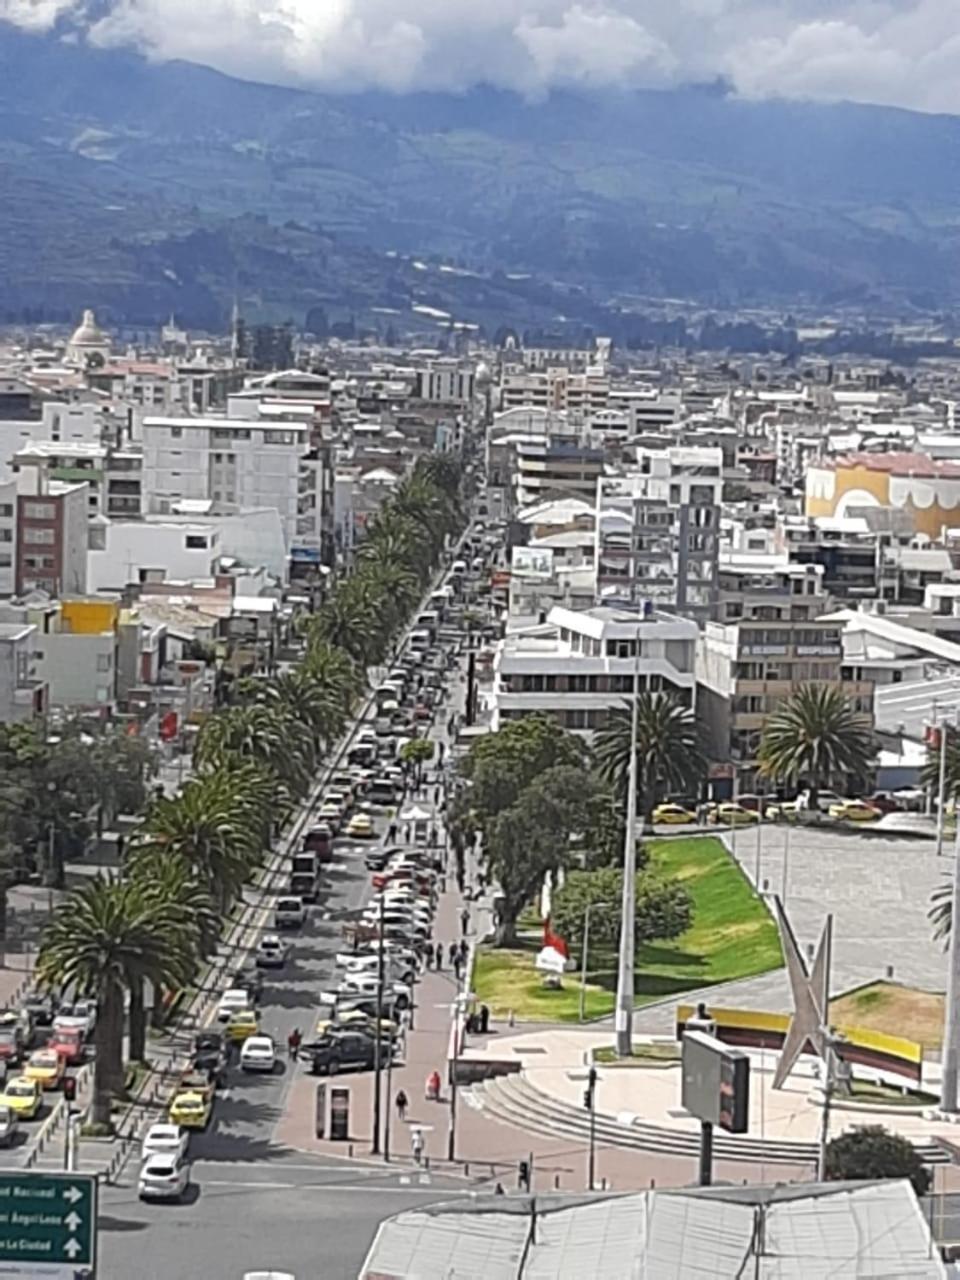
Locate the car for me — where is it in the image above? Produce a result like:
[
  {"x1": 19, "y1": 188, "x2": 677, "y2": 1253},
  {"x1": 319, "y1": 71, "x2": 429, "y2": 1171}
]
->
[
  {"x1": 217, "y1": 988, "x2": 253, "y2": 1022},
  {"x1": 192, "y1": 1031, "x2": 228, "y2": 1083},
  {"x1": 176, "y1": 1068, "x2": 216, "y2": 1104},
  {"x1": 0, "y1": 1105, "x2": 18, "y2": 1148},
  {"x1": 141, "y1": 1122, "x2": 189, "y2": 1163},
  {"x1": 315, "y1": 1008, "x2": 401, "y2": 1040},
  {"x1": 364, "y1": 848, "x2": 391, "y2": 872},
  {"x1": 168, "y1": 1090, "x2": 212, "y2": 1130},
  {"x1": 317, "y1": 802, "x2": 342, "y2": 828},
  {"x1": 231, "y1": 969, "x2": 264, "y2": 1004},
  {"x1": 0, "y1": 1077, "x2": 41, "y2": 1120},
  {"x1": 53, "y1": 1000, "x2": 96, "y2": 1037},
  {"x1": 240, "y1": 1035, "x2": 277, "y2": 1073},
  {"x1": 255, "y1": 936, "x2": 290, "y2": 970},
  {"x1": 274, "y1": 896, "x2": 306, "y2": 930},
  {"x1": 225, "y1": 1010, "x2": 260, "y2": 1043},
  {"x1": 24, "y1": 1048, "x2": 64, "y2": 1091},
  {"x1": 139, "y1": 1152, "x2": 191, "y2": 1202},
  {"x1": 22, "y1": 993, "x2": 57, "y2": 1028},
  {"x1": 345, "y1": 814, "x2": 374, "y2": 839},
  {"x1": 48, "y1": 1026, "x2": 85, "y2": 1067},
  {"x1": 763, "y1": 799, "x2": 799, "y2": 822},
  {"x1": 308, "y1": 1031, "x2": 380, "y2": 1075},
  {"x1": 828, "y1": 799, "x2": 881, "y2": 822},
  {"x1": 339, "y1": 975, "x2": 412, "y2": 1009},
  {"x1": 0, "y1": 1022, "x2": 25, "y2": 1068},
  {"x1": 710, "y1": 803, "x2": 760, "y2": 826},
  {"x1": 652, "y1": 803, "x2": 697, "y2": 825}
]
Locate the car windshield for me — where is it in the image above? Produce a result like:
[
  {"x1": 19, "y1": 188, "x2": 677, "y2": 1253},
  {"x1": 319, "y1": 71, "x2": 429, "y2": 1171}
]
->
[
  {"x1": 29, "y1": 1053, "x2": 55, "y2": 1067},
  {"x1": 147, "y1": 1164, "x2": 175, "y2": 1177},
  {"x1": 149, "y1": 1129, "x2": 178, "y2": 1143},
  {"x1": 177, "y1": 1099, "x2": 202, "y2": 1112},
  {"x1": 57, "y1": 1029, "x2": 81, "y2": 1043},
  {"x1": 6, "y1": 1083, "x2": 33, "y2": 1097}
]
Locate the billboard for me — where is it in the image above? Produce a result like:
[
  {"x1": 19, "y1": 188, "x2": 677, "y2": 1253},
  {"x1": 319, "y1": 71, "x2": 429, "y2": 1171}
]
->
[
  {"x1": 681, "y1": 1030, "x2": 750, "y2": 1133},
  {"x1": 511, "y1": 546, "x2": 555, "y2": 578}
]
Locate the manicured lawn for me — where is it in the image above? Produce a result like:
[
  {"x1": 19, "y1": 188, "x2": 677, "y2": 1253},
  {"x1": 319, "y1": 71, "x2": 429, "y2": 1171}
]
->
[
  {"x1": 473, "y1": 836, "x2": 783, "y2": 1022},
  {"x1": 829, "y1": 981, "x2": 944, "y2": 1052}
]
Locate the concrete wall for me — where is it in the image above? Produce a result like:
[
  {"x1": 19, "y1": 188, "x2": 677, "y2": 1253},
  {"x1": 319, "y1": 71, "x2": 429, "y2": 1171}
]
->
[
  {"x1": 88, "y1": 521, "x2": 219, "y2": 593},
  {"x1": 35, "y1": 632, "x2": 115, "y2": 709}
]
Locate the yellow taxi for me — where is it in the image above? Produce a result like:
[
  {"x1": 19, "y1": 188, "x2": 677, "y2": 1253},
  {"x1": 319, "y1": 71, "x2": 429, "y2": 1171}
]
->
[
  {"x1": 315, "y1": 1009, "x2": 400, "y2": 1039},
  {"x1": 0, "y1": 1076, "x2": 42, "y2": 1119},
  {"x1": 828, "y1": 799, "x2": 881, "y2": 822},
  {"x1": 652, "y1": 803, "x2": 697, "y2": 825},
  {"x1": 168, "y1": 1089, "x2": 212, "y2": 1130},
  {"x1": 345, "y1": 813, "x2": 374, "y2": 839},
  {"x1": 225, "y1": 1009, "x2": 259, "y2": 1043},
  {"x1": 711, "y1": 802, "x2": 760, "y2": 826},
  {"x1": 24, "y1": 1048, "x2": 65, "y2": 1091}
]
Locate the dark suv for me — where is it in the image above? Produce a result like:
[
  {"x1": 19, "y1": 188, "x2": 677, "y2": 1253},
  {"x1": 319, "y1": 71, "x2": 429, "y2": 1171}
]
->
[
  {"x1": 193, "y1": 1031, "x2": 228, "y2": 1084},
  {"x1": 308, "y1": 1031, "x2": 379, "y2": 1076}
]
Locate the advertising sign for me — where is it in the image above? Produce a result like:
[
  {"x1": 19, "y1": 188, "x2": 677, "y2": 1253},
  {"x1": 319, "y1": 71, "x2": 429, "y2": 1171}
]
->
[
  {"x1": 681, "y1": 1030, "x2": 750, "y2": 1134},
  {"x1": 329, "y1": 1087, "x2": 350, "y2": 1141}
]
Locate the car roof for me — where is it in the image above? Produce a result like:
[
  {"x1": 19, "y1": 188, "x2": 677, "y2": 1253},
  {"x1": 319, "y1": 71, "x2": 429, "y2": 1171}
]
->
[
  {"x1": 147, "y1": 1122, "x2": 180, "y2": 1136},
  {"x1": 243, "y1": 1036, "x2": 274, "y2": 1048},
  {"x1": 142, "y1": 1152, "x2": 180, "y2": 1169}
]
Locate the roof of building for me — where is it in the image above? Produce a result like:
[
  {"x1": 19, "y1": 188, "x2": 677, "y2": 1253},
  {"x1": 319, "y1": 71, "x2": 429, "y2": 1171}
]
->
[
  {"x1": 515, "y1": 496, "x2": 594, "y2": 525},
  {"x1": 360, "y1": 1182, "x2": 943, "y2": 1279},
  {"x1": 819, "y1": 451, "x2": 960, "y2": 478},
  {"x1": 825, "y1": 606, "x2": 960, "y2": 665}
]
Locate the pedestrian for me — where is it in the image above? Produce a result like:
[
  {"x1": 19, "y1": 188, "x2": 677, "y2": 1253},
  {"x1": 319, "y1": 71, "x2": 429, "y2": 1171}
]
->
[
  {"x1": 459, "y1": 938, "x2": 469, "y2": 965},
  {"x1": 435, "y1": 942, "x2": 443, "y2": 970},
  {"x1": 388, "y1": 821, "x2": 398, "y2": 842},
  {"x1": 494, "y1": 1181, "x2": 505, "y2": 1195},
  {"x1": 453, "y1": 956, "x2": 463, "y2": 983},
  {"x1": 449, "y1": 941, "x2": 459, "y2": 968},
  {"x1": 438, "y1": 742, "x2": 445, "y2": 765},
  {"x1": 479, "y1": 1003, "x2": 490, "y2": 1034},
  {"x1": 426, "y1": 1070, "x2": 441, "y2": 1101},
  {"x1": 404, "y1": 824, "x2": 412, "y2": 843},
  {"x1": 460, "y1": 906, "x2": 470, "y2": 936},
  {"x1": 395, "y1": 1088, "x2": 409, "y2": 1121},
  {"x1": 411, "y1": 1128, "x2": 424, "y2": 1165},
  {"x1": 434, "y1": 785, "x2": 441, "y2": 804},
  {"x1": 287, "y1": 1027, "x2": 302, "y2": 1061}
]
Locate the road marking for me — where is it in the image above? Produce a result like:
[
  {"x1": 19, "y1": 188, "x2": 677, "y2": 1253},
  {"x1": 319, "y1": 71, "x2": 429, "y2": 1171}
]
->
[{"x1": 200, "y1": 1179, "x2": 474, "y2": 1195}]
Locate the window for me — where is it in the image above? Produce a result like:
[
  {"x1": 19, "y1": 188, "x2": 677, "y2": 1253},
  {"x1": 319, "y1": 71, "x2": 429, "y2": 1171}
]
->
[
  {"x1": 0, "y1": 553, "x2": 10, "y2": 568},
  {"x1": 24, "y1": 528, "x2": 54, "y2": 546},
  {"x1": 96, "y1": 653, "x2": 112, "y2": 672},
  {"x1": 0, "y1": 529, "x2": 10, "y2": 543},
  {"x1": 169, "y1": 426, "x2": 183, "y2": 439},
  {"x1": 0, "y1": 504, "x2": 11, "y2": 518},
  {"x1": 23, "y1": 502, "x2": 55, "y2": 520},
  {"x1": 185, "y1": 535, "x2": 208, "y2": 550}
]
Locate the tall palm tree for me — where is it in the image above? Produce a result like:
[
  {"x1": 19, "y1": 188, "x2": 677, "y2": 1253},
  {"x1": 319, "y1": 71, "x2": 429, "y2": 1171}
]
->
[
  {"x1": 593, "y1": 691, "x2": 705, "y2": 828},
  {"x1": 127, "y1": 850, "x2": 218, "y2": 1055},
  {"x1": 758, "y1": 683, "x2": 874, "y2": 808},
  {"x1": 37, "y1": 877, "x2": 187, "y2": 1125},
  {"x1": 195, "y1": 705, "x2": 314, "y2": 799}
]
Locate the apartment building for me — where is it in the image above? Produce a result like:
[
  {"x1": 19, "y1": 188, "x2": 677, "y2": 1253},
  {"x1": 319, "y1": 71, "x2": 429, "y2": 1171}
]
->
[
  {"x1": 14, "y1": 477, "x2": 89, "y2": 597},
  {"x1": 492, "y1": 603, "x2": 698, "y2": 734},
  {"x1": 515, "y1": 439, "x2": 605, "y2": 511},
  {"x1": 414, "y1": 360, "x2": 476, "y2": 405},
  {"x1": 696, "y1": 558, "x2": 873, "y2": 790},
  {"x1": 595, "y1": 447, "x2": 722, "y2": 622},
  {"x1": 0, "y1": 481, "x2": 14, "y2": 596},
  {"x1": 0, "y1": 623, "x2": 46, "y2": 721},
  {"x1": 12, "y1": 442, "x2": 108, "y2": 517},
  {"x1": 500, "y1": 368, "x2": 610, "y2": 425}
]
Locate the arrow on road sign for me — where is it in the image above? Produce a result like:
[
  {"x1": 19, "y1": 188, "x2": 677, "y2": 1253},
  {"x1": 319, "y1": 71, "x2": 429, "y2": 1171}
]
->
[
  {"x1": 64, "y1": 1185, "x2": 83, "y2": 1204},
  {"x1": 64, "y1": 1239, "x2": 81, "y2": 1259},
  {"x1": 65, "y1": 1212, "x2": 82, "y2": 1232}
]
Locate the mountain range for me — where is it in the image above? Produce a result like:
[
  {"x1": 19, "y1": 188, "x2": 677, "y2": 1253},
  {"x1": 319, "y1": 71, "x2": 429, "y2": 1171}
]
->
[{"x1": 3, "y1": 23, "x2": 960, "y2": 332}]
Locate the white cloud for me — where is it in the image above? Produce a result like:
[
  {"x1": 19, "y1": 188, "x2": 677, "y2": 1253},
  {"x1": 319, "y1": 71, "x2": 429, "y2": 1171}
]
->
[{"x1": 4, "y1": 0, "x2": 960, "y2": 112}]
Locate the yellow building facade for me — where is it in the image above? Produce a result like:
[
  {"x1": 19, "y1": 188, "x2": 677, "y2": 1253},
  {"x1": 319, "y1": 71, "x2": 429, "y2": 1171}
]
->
[{"x1": 805, "y1": 452, "x2": 960, "y2": 541}]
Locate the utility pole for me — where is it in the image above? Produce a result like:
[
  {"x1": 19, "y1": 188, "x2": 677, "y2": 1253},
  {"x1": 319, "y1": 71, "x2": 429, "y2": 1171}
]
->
[
  {"x1": 583, "y1": 1066, "x2": 598, "y2": 1190},
  {"x1": 940, "y1": 814, "x2": 960, "y2": 1111},
  {"x1": 698, "y1": 1120, "x2": 713, "y2": 1187},
  {"x1": 937, "y1": 717, "x2": 950, "y2": 858},
  {"x1": 817, "y1": 1028, "x2": 843, "y2": 1181},
  {"x1": 448, "y1": 997, "x2": 463, "y2": 1162},
  {"x1": 614, "y1": 622, "x2": 641, "y2": 1057},
  {"x1": 371, "y1": 892, "x2": 385, "y2": 1155}
]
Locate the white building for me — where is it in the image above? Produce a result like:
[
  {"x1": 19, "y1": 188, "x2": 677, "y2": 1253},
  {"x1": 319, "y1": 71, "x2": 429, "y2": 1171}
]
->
[
  {"x1": 87, "y1": 520, "x2": 222, "y2": 594},
  {"x1": 492, "y1": 603, "x2": 698, "y2": 733},
  {"x1": 0, "y1": 622, "x2": 44, "y2": 721},
  {"x1": 0, "y1": 401, "x2": 107, "y2": 484},
  {"x1": 0, "y1": 481, "x2": 14, "y2": 596},
  {"x1": 414, "y1": 360, "x2": 476, "y2": 405},
  {"x1": 596, "y1": 447, "x2": 723, "y2": 622}
]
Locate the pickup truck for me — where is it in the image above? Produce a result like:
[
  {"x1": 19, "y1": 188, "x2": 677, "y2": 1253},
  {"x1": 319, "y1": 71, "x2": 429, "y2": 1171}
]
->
[{"x1": 177, "y1": 1068, "x2": 216, "y2": 1102}]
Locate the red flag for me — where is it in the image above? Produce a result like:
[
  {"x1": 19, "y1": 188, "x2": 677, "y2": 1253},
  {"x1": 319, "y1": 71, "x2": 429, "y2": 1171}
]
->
[{"x1": 542, "y1": 919, "x2": 569, "y2": 959}]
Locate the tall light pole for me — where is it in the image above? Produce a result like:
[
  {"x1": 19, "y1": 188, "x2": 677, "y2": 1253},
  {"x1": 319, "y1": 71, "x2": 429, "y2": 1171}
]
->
[
  {"x1": 936, "y1": 717, "x2": 950, "y2": 858},
  {"x1": 941, "y1": 816, "x2": 960, "y2": 1111},
  {"x1": 615, "y1": 622, "x2": 641, "y2": 1058}
]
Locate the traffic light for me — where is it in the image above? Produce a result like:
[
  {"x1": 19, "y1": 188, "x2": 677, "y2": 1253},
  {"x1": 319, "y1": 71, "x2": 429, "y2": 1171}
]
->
[
  {"x1": 62, "y1": 1076, "x2": 77, "y2": 1104},
  {"x1": 517, "y1": 1159, "x2": 530, "y2": 1192},
  {"x1": 583, "y1": 1066, "x2": 597, "y2": 1111}
]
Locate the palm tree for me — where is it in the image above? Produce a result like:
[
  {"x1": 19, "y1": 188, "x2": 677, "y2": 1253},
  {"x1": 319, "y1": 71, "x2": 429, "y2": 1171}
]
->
[
  {"x1": 127, "y1": 850, "x2": 218, "y2": 1055},
  {"x1": 195, "y1": 705, "x2": 314, "y2": 799},
  {"x1": 593, "y1": 691, "x2": 705, "y2": 828},
  {"x1": 37, "y1": 877, "x2": 187, "y2": 1125},
  {"x1": 758, "y1": 683, "x2": 874, "y2": 809}
]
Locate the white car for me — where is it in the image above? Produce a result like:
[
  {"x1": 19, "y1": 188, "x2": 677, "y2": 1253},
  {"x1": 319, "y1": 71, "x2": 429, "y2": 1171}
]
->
[
  {"x1": 217, "y1": 988, "x2": 252, "y2": 1023},
  {"x1": 53, "y1": 1000, "x2": 97, "y2": 1037},
  {"x1": 240, "y1": 1036, "x2": 277, "y2": 1073},
  {"x1": 339, "y1": 975, "x2": 412, "y2": 1008},
  {"x1": 255, "y1": 936, "x2": 290, "y2": 969},
  {"x1": 139, "y1": 1152, "x2": 191, "y2": 1202},
  {"x1": 141, "y1": 1122, "x2": 189, "y2": 1163},
  {"x1": 274, "y1": 897, "x2": 306, "y2": 930}
]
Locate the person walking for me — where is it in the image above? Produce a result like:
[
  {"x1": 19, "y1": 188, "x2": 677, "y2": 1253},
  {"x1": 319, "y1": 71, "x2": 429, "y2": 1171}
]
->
[
  {"x1": 460, "y1": 906, "x2": 470, "y2": 937},
  {"x1": 448, "y1": 941, "x2": 459, "y2": 969},
  {"x1": 388, "y1": 821, "x2": 398, "y2": 842},
  {"x1": 435, "y1": 942, "x2": 443, "y2": 970},
  {"x1": 395, "y1": 1088, "x2": 409, "y2": 1121},
  {"x1": 479, "y1": 1003, "x2": 490, "y2": 1034},
  {"x1": 287, "y1": 1027, "x2": 302, "y2": 1061},
  {"x1": 411, "y1": 1128, "x2": 424, "y2": 1165},
  {"x1": 459, "y1": 938, "x2": 469, "y2": 966}
]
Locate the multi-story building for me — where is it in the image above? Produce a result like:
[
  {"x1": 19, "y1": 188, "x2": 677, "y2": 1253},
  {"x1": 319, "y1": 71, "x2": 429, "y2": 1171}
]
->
[
  {"x1": 806, "y1": 452, "x2": 960, "y2": 540},
  {"x1": 492, "y1": 603, "x2": 698, "y2": 734},
  {"x1": 14, "y1": 477, "x2": 88, "y2": 597},
  {"x1": 595, "y1": 447, "x2": 723, "y2": 622},
  {"x1": 414, "y1": 360, "x2": 476, "y2": 405},
  {"x1": 0, "y1": 481, "x2": 14, "y2": 596},
  {"x1": 696, "y1": 558, "x2": 874, "y2": 791},
  {"x1": 0, "y1": 622, "x2": 46, "y2": 721},
  {"x1": 500, "y1": 368, "x2": 610, "y2": 425},
  {"x1": 515, "y1": 439, "x2": 605, "y2": 510},
  {"x1": 11, "y1": 442, "x2": 108, "y2": 517}
]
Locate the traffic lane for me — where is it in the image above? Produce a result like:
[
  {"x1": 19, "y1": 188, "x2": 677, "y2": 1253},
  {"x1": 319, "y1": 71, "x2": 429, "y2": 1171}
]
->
[
  {"x1": 98, "y1": 1158, "x2": 470, "y2": 1279},
  {"x1": 184, "y1": 824, "x2": 388, "y2": 1161}
]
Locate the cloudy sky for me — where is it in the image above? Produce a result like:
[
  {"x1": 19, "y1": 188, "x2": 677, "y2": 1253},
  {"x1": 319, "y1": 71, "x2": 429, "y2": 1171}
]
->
[{"x1": 1, "y1": 0, "x2": 957, "y2": 112}]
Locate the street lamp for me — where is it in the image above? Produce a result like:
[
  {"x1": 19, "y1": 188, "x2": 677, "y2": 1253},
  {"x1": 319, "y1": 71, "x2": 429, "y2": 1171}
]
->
[
  {"x1": 447, "y1": 990, "x2": 473, "y2": 1162},
  {"x1": 614, "y1": 622, "x2": 641, "y2": 1058},
  {"x1": 579, "y1": 901, "x2": 613, "y2": 1022},
  {"x1": 941, "y1": 815, "x2": 960, "y2": 1111}
]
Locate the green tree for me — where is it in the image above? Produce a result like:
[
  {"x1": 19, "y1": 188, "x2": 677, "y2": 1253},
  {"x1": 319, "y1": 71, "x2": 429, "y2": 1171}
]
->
[
  {"x1": 37, "y1": 878, "x2": 188, "y2": 1125},
  {"x1": 463, "y1": 714, "x2": 586, "y2": 835},
  {"x1": 758, "y1": 684, "x2": 874, "y2": 808},
  {"x1": 400, "y1": 737, "x2": 435, "y2": 783},
  {"x1": 823, "y1": 1125, "x2": 931, "y2": 1195},
  {"x1": 551, "y1": 867, "x2": 692, "y2": 954},
  {"x1": 593, "y1": 693, "x2": 705, "y2": 827}
]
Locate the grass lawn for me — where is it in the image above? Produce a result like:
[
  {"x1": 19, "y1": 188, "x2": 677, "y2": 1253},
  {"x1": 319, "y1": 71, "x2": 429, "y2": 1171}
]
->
[
  {"x1": 829, "y1": 981, "x2": 944, "y2": 1052},
  {"x1": 473, "y1": 836, "x2": 783, "y2": 1022}
]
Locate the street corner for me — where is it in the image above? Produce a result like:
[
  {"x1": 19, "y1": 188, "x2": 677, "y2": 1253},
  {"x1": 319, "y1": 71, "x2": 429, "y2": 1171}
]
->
[{"x1": 275, "y1": 1065, "x2": 375, "y2": 1153}]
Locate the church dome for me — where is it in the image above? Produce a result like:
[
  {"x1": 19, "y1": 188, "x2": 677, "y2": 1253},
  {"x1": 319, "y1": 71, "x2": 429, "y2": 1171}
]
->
[{"x1": 70, "y1": 310, "x2": 106, "y2": 348}]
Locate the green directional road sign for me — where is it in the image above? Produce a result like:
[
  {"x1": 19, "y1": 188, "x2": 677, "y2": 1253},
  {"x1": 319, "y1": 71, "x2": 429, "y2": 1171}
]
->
[{"x1": 0, "y1": 1170, "x2": 97, "y2": 1278}]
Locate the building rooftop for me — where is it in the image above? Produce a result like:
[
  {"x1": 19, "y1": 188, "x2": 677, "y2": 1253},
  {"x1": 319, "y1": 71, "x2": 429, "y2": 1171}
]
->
[{"x1": 821, "y1": 452, "x2": 960, "y2": 478}]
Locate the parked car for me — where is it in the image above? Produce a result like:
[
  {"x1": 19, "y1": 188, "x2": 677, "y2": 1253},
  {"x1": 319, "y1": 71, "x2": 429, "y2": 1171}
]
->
[
  {"x1": 652, "y1": 803, "x2": 697, "y2": 825},
  {"x1": 828, "y1": 799, "x2": 881, "y2": 822},
  {"x1": 139, "y1": 1152, "x2": 191, "y2": 1202},
  {"x1": 0, "y1": 1105, "x2": 19, "y2": 1147},
  {"x1": 308, "y1": 1031, "x2": 380, "y2": 1075}
]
